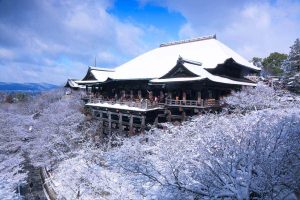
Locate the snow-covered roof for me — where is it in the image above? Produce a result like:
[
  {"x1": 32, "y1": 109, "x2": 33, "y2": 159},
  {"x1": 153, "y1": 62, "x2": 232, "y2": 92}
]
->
[
  {"x1": 83, "y1": 67, "x2": 114, "y2": 82},
  {"x1": 111, "y1": 35, "x2": 260, "y2": 80},
  {"x1": 88, "y1": 67, "x2": 115, "y2": 72},
  {"x1": 75, "y1": 80, "x2": 101, "y2": 84},
  {"x1": 65, "y1": 79, "x2": 86, "y2": 89},
  {"x1": 150, "y1": 77, "x2": 206, "y2": 83},
  {"x1": 150, "y1": 62, "x2": 257, "y2": 86},
  {"x1": 66, "y1": 79, "x2": 79, "y2": 88}
]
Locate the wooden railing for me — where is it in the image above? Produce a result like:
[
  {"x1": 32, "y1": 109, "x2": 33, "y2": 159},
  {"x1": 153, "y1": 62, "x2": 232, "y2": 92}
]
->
[
  {"x1": 84, "y1": 95, "x2": 220, "y2": 109},
  {"x1": 81, "y1": 94, "x2": 93, "y2": 100},
  {"x1": 40, "y1": 167, "x2": 59, "y2": 200},
  {"x1": 165, "y1": 98, "x2": 220, "y2": 108},
  {"x1": 88, "y1": 98, "x2": 161, "y2": 110}
]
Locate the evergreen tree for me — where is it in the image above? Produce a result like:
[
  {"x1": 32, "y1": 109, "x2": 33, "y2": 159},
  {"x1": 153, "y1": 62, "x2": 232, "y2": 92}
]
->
[
  {"x1": 262, "y1": 52, "x2": 287, "y2": 76},
  {"x1": 250, "y1": 57, "x2": 263, "y2": 68}
]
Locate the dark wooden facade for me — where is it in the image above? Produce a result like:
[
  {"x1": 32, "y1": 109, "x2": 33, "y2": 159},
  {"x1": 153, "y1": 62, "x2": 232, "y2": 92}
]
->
[{"x1": 83, "y1": 58, "x2": 258, "y2": 135}]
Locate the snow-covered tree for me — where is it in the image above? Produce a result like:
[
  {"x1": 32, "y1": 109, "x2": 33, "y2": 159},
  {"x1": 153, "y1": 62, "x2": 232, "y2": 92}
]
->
[
  {"x1": 0, "y1": 89, "x2": 97, "y2": 198},
  {"x1": 0, "y1": 110, "x2": 30, "y2": 199},
  {"x1": 24, "y1": 90, "x2": 98, "y2": 168},
  {"x1": 106, "y1": 108, "x2": 300, "y2": 199},
  {"x1": 283, "y1": 38, "x2": 300, "y2": 73},
  {"x1": 1, "y1": 85, "x2": 300, "y2": 199},
  {"x1": 48, "y1": 85, "x2": 300, "y2": 200},
  {"x1": 282, "y1": 38, "x2": 300, "y2": 93}
]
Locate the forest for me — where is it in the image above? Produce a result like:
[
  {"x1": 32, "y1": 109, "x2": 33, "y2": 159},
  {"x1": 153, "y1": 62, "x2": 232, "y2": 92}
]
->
[
  {"x1": 0, "y1": 82, "x2": 299, "y2": 200},
  {"x1": 252, "y1": 38, "x2": 300, "y2": 93}
]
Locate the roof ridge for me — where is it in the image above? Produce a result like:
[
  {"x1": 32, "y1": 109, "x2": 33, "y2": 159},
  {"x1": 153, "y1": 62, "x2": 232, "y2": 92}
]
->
[
  {"x1": 160, "y1": 34, "x2": 216, "y2": 48},
  {"x1": 178, "y1": 56, "x2": 203, "y2": 66}
]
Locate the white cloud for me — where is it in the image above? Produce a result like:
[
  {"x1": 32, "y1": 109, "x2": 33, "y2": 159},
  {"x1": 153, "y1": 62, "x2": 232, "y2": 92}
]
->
[
  {"x1": 221, "y1": 1, "x2": 300, "y2": 58},
  {"x1": 142, "y1": 0, "x2": 300, "y2": 59},
  {"x1": 0, "y1": 0, "x2": 146, "y2": 84},
  {"x1": 0, "y1": 48, "x2": 15, "y2": 60}
]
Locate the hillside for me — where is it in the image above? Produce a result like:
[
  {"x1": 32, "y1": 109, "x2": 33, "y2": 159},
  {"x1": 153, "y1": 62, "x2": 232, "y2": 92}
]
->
[
  {"x1": 0, "y1": 82, "x2": 59, "y2": 92},
  {"x1": 0, "y1": 85, "x2": 299, "y2": 199}
]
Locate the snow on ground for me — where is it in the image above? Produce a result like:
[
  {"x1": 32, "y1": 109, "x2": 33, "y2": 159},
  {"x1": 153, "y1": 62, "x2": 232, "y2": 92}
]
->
[
  {"x1": 0, "y1": 89, "x2": 95, "y2": 199},
  {"x1": 0, "y1": 111, "x2": 30, "y2": 199},
  {"x1": 1, "y1": 85, "x2": 299, "y2": 199},
  {"x1": 50, "y1": 84, "x2": 300, "y2": 200}
]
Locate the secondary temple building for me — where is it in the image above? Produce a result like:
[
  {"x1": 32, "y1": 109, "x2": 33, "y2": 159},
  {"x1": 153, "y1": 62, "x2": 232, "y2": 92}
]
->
[{"x1": 66, "y1": 35, "x2": 260, "y2": 135}]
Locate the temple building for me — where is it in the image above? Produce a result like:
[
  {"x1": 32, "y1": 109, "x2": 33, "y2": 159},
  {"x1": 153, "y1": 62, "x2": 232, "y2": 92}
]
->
[{"x1": 66, "y1": 35, "x2": 260, "y2": 135}]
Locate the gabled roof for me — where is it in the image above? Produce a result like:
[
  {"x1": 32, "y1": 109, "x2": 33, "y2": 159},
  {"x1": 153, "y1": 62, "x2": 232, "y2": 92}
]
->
[
  {"x1": 111, "y1": 35, "x2": 260, "y2": 80},
  {"x1": 82, "y1": 67, "x2": 114, "y2": 82},
  {"x1": 150, "y1": 60, "x2": 257, "y2": 86},
  {"x1": 65, "y1": 79, "x2": 85, "y2": 89}
]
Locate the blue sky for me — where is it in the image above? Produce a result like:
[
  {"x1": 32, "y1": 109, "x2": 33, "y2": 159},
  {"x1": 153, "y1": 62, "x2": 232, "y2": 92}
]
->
[{"x1": 0, "y1": 0, "x2": 299, "y2": 84}]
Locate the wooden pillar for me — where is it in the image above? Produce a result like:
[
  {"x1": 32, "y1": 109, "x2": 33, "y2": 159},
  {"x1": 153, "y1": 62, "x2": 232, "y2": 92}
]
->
[
  {"x1": 160, "y1": 91, "x2": 164, "y2": 103},
  {"x1": 168, "y1": 92, "x2": 172, "y2": 99},
  {"x1": 167, "y1": 110, "x2": 172, "y2": 122},
  {"x1": 208, "y1": 90, "x2": 213, "y2": 99},
  {"x1": 182, "y1": 91, "x2": 186, "y2": 101},
  {"x1": 141, "y1": 115, "x2": 145, "y2": 133},
  {"x1": 145, "y1": 99, "x2": 148, "y2": 109},
  {"x1": 99, "y1": 111, "x2": 103, "y2": 135},
  {"x1": 148, "y1": 91, "x2": 153, "y2": 101},
  {"x1": 181, "y1": 111, "x2": 186, "y2": 121},
  {"x1": 108, "y1": 111, "x2": 111, "y2": 134},
  {"x1": 197, "y1": 91, "x2": 201, "y2": 106},
  {"x1": 129, "y1": 114, "x2": 133, "y2": 135},
  {"x1": 154, "y1": 116, "x2": 158, "y2": 126},
  {"x1": 118, "y1": 113, "x2": 123, "y2": 131},
  {"x1": 130, "y1": 90, "x2": 133, "y2": 100}
]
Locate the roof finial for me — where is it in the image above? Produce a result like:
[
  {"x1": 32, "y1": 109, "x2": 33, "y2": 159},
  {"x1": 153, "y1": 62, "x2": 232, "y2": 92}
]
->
[
  {"x1": 94, "y1": 56, "x2": 97, "y2": 67},
  {"x1": 177, "y1": 55, "x2": 183, "y2": 64}
]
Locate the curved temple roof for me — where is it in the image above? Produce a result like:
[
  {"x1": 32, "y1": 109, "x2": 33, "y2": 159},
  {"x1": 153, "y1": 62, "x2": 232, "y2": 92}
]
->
[
  {"x1": 110, "y1": 35, "x2": 260, "y2": 80},
  {"x1": 150, "y1": 62, "x2": 257, "y2": 86},
  {"x1": 82, "y1": 67, "x2": 115, "y2": 82},
  {"x1": 76, "y1": 35, "x2": 260, "y2": 86}
]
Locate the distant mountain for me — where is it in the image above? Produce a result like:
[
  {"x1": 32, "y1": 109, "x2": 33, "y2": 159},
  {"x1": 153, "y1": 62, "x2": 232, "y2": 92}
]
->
[{"x1": 0, "y1": 82, "x2": 60, "y2": 92}]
